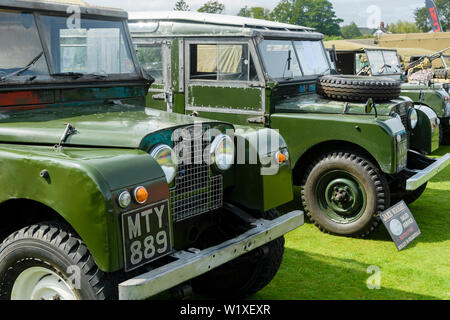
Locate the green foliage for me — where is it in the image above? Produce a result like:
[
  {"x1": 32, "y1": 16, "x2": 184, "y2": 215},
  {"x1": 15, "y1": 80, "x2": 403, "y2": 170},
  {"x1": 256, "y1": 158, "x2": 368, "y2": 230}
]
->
[
  {"x1": 271, "y1": 0, "x2": 343, "y2": 36},
  {"x1": 389, "y1": 21, "x2": 420, "y2": 34},
  {"x1": 198, "y1": 0, "x2": 225, "y2": 14},
  {"x1": 415, "y1": 0, "x2": 449, "y2": 32},
  {"x1": 340, "y1": 22, "x2": 363, "y2": 39},
  {"x1": 237, "y1": 6, "x2": 271, "y2": 20},
  {"x1": 174, "y1": 0, "x2": 190, "y2": 11}
]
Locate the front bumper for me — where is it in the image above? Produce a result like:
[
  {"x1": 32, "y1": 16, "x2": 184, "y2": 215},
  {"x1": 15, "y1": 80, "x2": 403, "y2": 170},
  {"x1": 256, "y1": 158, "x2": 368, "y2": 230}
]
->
[
  {"x1": 118, "y1": 210, "x2": 304, "y2": 300},
  {"x1": 406, "y1": 153, "x2": 450, "y2": 190}
]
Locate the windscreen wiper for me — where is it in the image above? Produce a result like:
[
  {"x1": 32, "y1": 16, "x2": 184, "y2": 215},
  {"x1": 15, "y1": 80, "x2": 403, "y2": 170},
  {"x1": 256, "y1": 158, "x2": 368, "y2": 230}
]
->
[
  {"x1": 0, "y1": 52, "x2": 44, "y2": 81},
  {"x1": 52, "y1": 72, "x2": 108, "y2": 79}
]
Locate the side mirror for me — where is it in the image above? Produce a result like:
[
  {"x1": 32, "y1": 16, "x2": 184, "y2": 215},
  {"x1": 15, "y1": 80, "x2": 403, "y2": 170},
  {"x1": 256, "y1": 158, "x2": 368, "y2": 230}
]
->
[
  {"x1": 365, "y1": 98, "x2": 374, "y2": 114},
  {"x1": 365, "y1": 98, "x2": 378, "y2": 117}
]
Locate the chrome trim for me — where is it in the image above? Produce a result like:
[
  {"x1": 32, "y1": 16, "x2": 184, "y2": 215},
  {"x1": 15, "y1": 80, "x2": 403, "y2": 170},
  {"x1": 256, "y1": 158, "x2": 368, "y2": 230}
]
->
[
  {"x1": 118, "y1": 210, "x2": 304, "y2": 300},
  {"x1": 406, "y1": 154, "x2": 450, "y2": 190}
]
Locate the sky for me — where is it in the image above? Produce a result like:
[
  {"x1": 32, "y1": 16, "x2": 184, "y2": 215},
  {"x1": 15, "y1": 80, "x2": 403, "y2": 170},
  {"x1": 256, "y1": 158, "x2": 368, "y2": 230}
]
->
[{"x1": 87, "y1": 0, "x2": 427, "y2": 27}]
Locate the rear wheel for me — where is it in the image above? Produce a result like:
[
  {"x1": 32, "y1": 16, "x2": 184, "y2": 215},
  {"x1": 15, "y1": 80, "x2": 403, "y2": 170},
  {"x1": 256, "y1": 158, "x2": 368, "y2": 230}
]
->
[
  {"x1": 0, "y1": 222, "x2": 113, "y2": 300},
  {"x1": 441, "y1": 123, "x2": 450, "y2": 145},
  {"x1": 192, "y1": 209, "x2": 284, "y2": 299},
  {"x1": 301, "y1": 152, "x2": 390, "y2": 238}
]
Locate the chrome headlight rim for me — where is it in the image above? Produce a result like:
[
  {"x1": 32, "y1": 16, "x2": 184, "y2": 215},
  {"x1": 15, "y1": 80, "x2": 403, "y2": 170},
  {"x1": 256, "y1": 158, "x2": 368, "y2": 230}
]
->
[
  {"x1": 117, "y1": 190, "x2": 132, "y2": 209},
  {"x1": 210, "y1": 134, "x2": 235, "y2": 171},
  {"x1": 150, "y1": 144, "x2": 178, "y2": 184},
  {"x1": 408, "y1": 108, "x2": 418, "y2": 130}
]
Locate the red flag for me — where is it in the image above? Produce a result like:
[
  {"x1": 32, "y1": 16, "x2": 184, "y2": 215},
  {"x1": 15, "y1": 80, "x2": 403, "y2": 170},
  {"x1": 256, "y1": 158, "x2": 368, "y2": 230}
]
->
[{"x1": 426, "y1": 0, "x2": 443, "y2": 32}]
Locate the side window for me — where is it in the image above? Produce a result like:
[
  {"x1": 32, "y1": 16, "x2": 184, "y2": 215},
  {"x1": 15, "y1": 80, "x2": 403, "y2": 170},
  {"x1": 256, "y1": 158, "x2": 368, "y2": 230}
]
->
[
  {"x1": 0, "y1": 11, "x2": 49, "y2": 77},
  {"x1": 136, "y1": 44, "x2": 163, "y2": 83},
  {"x1": 190, "y1": 43, "x2": 258, "y2": 82}
]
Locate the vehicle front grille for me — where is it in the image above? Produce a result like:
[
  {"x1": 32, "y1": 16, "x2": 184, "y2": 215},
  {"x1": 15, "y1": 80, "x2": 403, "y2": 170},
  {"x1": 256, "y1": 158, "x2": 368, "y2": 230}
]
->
[{"x1": 169, "y1": 126, "x2": 223, "y2": 222}]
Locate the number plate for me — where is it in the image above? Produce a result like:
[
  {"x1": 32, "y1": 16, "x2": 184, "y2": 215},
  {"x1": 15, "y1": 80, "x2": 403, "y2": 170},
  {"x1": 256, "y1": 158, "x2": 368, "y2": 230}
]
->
[{"x1": 121, "y1": 200, "x2": 172, "y2": 272}]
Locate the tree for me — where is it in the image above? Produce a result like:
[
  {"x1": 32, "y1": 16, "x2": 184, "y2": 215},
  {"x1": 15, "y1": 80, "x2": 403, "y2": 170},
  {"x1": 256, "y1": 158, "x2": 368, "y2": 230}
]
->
[
  {"x1": 415, "y1": 0, "x2": 449, "y2": 32},
  {"x1": 198, "y1": 1, "x2": 225, "y2": 14},
  {"x1": 271, "y1": 0, "x2": 343, "y2": 36},
  {"x1": 237, "y1": 6, "x2": 271, "y2": 20},
  {"x1": 389, "y1": 21, "x2": 420, "y2": 34},
  {"x1": 340, "y1": 22, "x2": 363, "y2": 39},
  {"x1": 174, "y1": 0, "x2": 190, "y2": 11}
]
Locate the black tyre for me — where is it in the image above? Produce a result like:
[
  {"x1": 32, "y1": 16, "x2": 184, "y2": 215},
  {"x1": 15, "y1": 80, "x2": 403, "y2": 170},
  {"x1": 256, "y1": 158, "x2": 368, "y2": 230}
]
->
[
  {"x1": 398, "y1": 183, "x2": 428, "y2": 206},
  {"x1": 317, "y1": 75, "x2": 401, "y2": 102},
  {"x1": 192, "y1": 209, "x2": 285, "y2": 299},
  {"x1": 0, "y1": 222, "x2": 113, "y2": 300},
  {"x1": 434, "y1": 68, "x2": 449, "y2": 80},
  {"x1": 301, "y1": 152, "x2": 390, "y2": 238},
  {"x1": 441, "y1": 123, "x2": 450, "y2": 145}
]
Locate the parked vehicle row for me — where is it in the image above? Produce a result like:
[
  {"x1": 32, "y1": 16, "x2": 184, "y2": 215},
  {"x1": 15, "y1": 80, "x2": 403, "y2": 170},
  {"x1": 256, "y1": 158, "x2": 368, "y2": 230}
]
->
[
  {"x1": 0, "y1": 1, "x2": 448, "y2": 300},
  {"x1": 128, "y1": 11, "x2": 450, "y2": 238}
]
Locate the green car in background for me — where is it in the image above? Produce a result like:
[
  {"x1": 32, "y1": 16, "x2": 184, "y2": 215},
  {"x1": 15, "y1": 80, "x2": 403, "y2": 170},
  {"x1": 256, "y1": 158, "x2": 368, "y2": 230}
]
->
[
  {"x1": 0, "y1": 1, "x2": 303, "y2": 300},
  {"x1": 327, "y1": 45, "x2": 450, "y2": 145},
  {"x1": 129, "y1": 12, "x2": 450, "y2": 238}
]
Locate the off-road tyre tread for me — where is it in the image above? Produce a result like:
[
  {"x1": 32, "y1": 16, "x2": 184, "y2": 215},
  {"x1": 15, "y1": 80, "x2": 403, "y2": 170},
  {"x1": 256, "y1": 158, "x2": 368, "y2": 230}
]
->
[
  {"x1": 300, "y1": 152, "x2": 389, "y2": 238},
  {"x1": 0, "y1": 222, "x2": 112, "y2": 300},
  {"x1": 317, "y1": 75, "x2": 401, "y2": 102}
]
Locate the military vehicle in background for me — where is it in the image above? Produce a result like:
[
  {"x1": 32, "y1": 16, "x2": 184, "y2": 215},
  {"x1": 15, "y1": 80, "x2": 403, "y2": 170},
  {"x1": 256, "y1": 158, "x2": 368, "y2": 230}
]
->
[{"x1": 326, "y1": 42, "x2": 450, "y2": 145}]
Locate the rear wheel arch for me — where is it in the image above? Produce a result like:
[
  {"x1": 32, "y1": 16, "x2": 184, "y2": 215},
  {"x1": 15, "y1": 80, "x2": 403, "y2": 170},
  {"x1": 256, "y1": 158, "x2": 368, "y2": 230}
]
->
[{"x1": 292, "y1": 141, "x2": 383, "y2": 186}]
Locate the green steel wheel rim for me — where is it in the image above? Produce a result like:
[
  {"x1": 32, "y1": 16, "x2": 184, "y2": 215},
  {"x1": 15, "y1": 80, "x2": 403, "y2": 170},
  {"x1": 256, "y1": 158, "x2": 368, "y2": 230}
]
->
[{"x1": 316, "y1": 170, "x2": 367, "y2": 224}]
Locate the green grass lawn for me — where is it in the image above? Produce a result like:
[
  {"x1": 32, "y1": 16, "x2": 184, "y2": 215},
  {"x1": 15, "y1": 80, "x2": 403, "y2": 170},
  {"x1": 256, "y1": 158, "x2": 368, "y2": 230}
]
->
[{"x1": 252, "y1": 146, "x2": 450, "y2": 300}]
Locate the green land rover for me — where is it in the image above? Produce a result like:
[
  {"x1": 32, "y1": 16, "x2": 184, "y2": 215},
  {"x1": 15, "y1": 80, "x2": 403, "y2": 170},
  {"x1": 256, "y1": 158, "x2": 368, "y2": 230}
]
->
[
  {"x1": 326, "y1": 44, "x2": 450, "y2": 145},
  {"x1": 0, "y1": 1, "x2": 304, "y2": 300},
  {"x1": 129, "y1": 12, "x2": 450, "y2": 238}
]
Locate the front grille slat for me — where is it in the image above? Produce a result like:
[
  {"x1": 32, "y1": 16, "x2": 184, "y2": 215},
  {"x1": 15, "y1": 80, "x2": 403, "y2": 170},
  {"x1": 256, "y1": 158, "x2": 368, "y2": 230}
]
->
[{"x1": 169, "y1": 125, "x2": 223, "y2": 222}]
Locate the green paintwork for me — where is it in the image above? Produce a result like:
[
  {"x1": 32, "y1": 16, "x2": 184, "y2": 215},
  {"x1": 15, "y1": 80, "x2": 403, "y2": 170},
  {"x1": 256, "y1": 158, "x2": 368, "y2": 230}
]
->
[
  {"x1": 401, "y1": 83, "x2": 447, "y2": 118},
  {"x1": 0, "y1": 143, "x2": 166, "y2": 271},
  {"x1": 188, "y1": 86, "x2": 263, "y2": 111},
  {"x1": 271, "y1": 112, "x2": 398, "y2": 174},
  {"x1": 0, "y1": 104, "x2": 214, "y2": 148}
]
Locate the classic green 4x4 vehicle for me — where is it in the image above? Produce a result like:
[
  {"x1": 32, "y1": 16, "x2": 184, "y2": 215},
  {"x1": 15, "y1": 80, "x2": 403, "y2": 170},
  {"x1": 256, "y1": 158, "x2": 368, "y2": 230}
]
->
[
  {"x1": 129, "y1": 12, "x2": 450, "y2": 238},
  {"x1": 0, "y1": 1, "x2": 303, "y2": 300},
  {"x1": 326, "y1": 44, "x2": 450, "y2": 145}
]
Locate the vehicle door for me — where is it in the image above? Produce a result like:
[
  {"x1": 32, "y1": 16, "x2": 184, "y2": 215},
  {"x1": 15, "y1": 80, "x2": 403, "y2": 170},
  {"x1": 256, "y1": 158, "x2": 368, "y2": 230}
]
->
[
  {"x1": 135, "y1": 39, "x2": 173, "y2": 111},
  {"x1": 184, "y1": 39, "x2": 266, "y2": 126}
]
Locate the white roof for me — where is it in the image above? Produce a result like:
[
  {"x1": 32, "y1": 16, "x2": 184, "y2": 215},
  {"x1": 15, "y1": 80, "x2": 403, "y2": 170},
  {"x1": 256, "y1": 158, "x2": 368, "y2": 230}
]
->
[{"x1": 129, "y1": 11, "x2": 314, "y2": 32}]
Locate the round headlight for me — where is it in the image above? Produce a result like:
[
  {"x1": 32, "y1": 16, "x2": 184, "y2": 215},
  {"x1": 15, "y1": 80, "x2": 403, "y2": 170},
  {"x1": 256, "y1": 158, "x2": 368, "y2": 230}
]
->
[
  {"x1": 211, "y1": 134, "x2": 235, "y2": 171},
  {"x1": 118, "y1": 191, "x2": 131, "y2": 209},
  {"x1": 151, "y1": 144, "x2": 177, "y2": 184},
  {"x1": 408, "y1": 108, "x2": 418, "y2": 130}
]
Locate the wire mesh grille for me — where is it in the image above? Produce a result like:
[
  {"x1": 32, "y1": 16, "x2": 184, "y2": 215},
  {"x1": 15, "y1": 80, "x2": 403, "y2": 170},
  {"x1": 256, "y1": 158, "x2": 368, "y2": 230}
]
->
[{"x1": 169, "y1": 126, "x2": 223, "y2": 222}]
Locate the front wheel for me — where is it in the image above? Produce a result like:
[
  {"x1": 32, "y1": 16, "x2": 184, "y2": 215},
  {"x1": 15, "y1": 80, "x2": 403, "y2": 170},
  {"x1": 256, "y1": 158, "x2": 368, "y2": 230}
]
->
[
  {"x1": 0, "y1": 222, "x2": 112, "y2": 300},
  {"x1": 192, "y1": 209, "x2": 285, "y2": 299},
  {"x1": 301, "y1": 152, "x2": 390, "y2": 238}
]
